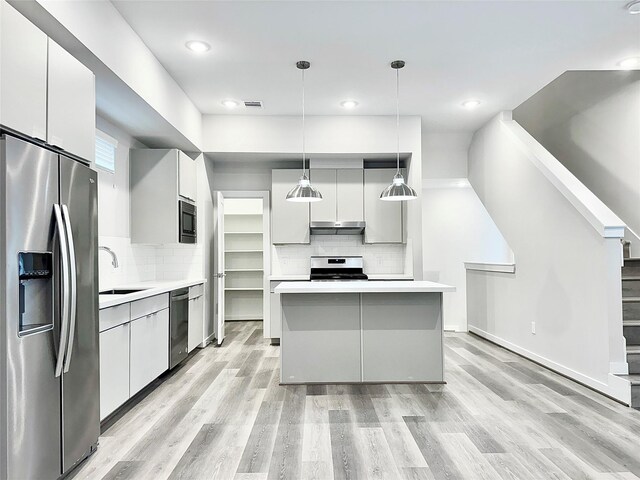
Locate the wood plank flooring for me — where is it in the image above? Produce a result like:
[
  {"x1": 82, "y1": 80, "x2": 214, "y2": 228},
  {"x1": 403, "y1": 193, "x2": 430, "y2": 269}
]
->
[{"x1": 72, "y1": 321, "x2": 640, "y2": 480}]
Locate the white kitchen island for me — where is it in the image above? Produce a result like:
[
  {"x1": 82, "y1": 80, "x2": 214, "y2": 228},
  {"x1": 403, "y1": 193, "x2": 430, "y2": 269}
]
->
[{"x1": 275, "y1": 281, "x2": 455, "y2": 384}]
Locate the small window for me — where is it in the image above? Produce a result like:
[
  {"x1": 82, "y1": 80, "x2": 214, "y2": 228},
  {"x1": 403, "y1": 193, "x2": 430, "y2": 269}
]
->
[{"x1": 95, "y1": 129, "x2": 118, "y2": 173}]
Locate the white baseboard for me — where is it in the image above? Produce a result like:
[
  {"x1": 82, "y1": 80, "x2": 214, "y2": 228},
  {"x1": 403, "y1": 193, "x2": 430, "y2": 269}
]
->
[
  {"x1": 198, "y1": 333, "x2": 216, "y2": 349},
  {"x1": 468, "y1": 325, "x2": 630, "y2": 404},
  {"x1": 610, "y1": 361, "x2": 629, "y2": 375},
  {"x1": 225, "y1": 315, "x2": 264, "y2": 321}
]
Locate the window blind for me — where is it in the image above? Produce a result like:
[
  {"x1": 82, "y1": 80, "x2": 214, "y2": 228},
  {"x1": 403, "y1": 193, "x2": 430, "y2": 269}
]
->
[{"x1": 95, "y1": 129, "x2": 117, "y2": 173}]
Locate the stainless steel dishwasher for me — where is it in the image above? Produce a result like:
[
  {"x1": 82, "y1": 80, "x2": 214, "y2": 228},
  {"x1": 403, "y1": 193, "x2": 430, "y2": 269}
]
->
[{"x1": 169, "y1": 288, "x2": 189, "y2": 368}]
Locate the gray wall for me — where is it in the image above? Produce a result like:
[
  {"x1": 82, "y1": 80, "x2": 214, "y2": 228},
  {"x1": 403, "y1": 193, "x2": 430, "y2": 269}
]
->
[{"x1": 514, "y1": 70, "x2": 640, "y2": 241}]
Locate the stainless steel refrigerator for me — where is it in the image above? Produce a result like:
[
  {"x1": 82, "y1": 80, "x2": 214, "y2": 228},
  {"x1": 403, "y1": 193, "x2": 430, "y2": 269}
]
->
[{"x1": 0, "y1": 134, "x2": 100, "y2": 480}]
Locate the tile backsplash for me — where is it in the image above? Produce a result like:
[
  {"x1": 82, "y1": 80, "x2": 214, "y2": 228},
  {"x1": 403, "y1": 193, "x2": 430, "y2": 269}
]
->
[
  {"x1": 98, "y1": 235, "x2": 204, "y2": 290},
  {"x1": 155, "y1": 244, "x2": 205, "y2": 281},
  {"x1": 272, "y1": 235, "x2": 411, "y2": 276},
  {"x1": 99, "y1": 234, "x2": 407, "y2": 290}
]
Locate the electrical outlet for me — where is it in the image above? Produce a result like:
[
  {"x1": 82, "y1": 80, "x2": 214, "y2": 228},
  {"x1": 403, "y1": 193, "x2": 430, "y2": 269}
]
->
[{"x1": 531, "y1": 321, "x2": 536, "y2": 334}]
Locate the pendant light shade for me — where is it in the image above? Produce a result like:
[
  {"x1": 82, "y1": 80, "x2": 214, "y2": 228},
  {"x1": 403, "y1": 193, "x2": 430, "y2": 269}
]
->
[
  {"x1": 380, "y1": 60, "x2": 417, "y2": 202},
  {"x1": 286, "y1": 60, "x2": 322, "y2": 202},
  {"x1": 286, "y1": 172, "x2": 323, "y2": 202},
  {"x1": 380, "y1": 172, "x2": 418, "y2": 201}
]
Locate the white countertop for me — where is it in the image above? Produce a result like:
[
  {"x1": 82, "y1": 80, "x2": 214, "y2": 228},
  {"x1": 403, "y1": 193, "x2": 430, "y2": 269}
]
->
[
  {"x1": 275, "y1": 280, "x2": 455, "y2": 294},
  {"x1": 270, "y1": 275, "x2": 310, "y2": 281},
  {"x1": 99, "y1": 279, "x2": 207, "y2": 309},
  {"x1": 269, "y1": 274, "x2": 415, "y2": 281}
]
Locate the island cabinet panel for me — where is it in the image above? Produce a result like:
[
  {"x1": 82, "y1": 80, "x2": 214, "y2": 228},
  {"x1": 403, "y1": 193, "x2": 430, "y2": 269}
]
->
[
  {"x1": 361, "y1": 293, "x2": 443, "y2": 382},
  {"x1": 272, "y1": 169, "x2": 310, "y2": 244},
  {"x1": 281, "y1": 293, "x2": 361, "y2": 383}
]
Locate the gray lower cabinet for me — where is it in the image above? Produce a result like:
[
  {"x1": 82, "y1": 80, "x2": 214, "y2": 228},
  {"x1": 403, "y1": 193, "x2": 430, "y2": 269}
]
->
[
  {"x1": 99, "y1": 293, "x2": 171, "y2": 418},
  {"x1": 268, "y1": 291, "x2": 281, "y2": 339},
  {"x1": 129, "y1": 308, "x2": 170, "y2": 396},
  {"x1": 361, "y1": 293, "x2": 443, "y2": 382},
  {"x1": 281, "y1": 293, "x2": 361, "y2": 383},
  {"x1": 188, "y1": 283, "x2": 205, "y2": 352},
  {"x1": 99, "y1": 323, "x2": 130, "y2": 421}
]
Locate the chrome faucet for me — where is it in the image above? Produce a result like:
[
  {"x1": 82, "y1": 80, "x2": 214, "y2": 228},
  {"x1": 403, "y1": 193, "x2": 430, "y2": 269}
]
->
[{"x1": 98, "y1": 246, "x2": 119, "y2": 268}]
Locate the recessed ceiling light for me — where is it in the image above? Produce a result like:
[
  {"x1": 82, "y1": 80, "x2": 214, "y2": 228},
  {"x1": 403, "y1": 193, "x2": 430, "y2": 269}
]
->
[
  {"x1": 185, "y1": 40, "x2": 210, "y2": 53},
  {"x1": 221, "y1": 99, "x2": 240, "y2": 108},
  {"x1": 340, "y1": 100, "x2": 359, "y2": 109},
  {"x1": 617, "y1": 57, "x2": 640, "y2": 70},
  {"x1": 626, "y1": 0, "x2": 640, "y2": 14},
  {"x1": 461, "y1": 99, "x2": 481, "y2": 110}
]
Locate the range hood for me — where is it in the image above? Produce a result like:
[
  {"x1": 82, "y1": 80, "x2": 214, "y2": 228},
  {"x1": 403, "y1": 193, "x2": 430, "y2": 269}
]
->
[{"x1": 309, "y1": 221, "x2": 366, "y2": 235}]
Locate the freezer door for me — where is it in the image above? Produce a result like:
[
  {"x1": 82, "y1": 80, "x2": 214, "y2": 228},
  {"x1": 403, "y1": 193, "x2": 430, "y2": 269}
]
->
[
  {"x1": 2, "y1": 135, "x2": 62, "y2": 480},
  {"x1": 59, "y1": 155, "x2": 100, "y2": 473}
]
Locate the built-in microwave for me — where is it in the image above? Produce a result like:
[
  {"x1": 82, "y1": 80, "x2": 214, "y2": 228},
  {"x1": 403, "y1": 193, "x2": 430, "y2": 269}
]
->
[{"x1": 179, "y1": 200, "x2": 197, "y2": 244}]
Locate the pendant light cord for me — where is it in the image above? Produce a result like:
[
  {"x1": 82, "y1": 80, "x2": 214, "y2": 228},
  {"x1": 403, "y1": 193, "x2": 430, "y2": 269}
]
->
[
  {"x1": 302, "y1": 67, "x2": 306, "y2": 176},
  {"x1": 396, "y1": 66, "x2": 400, "y2": 175}
]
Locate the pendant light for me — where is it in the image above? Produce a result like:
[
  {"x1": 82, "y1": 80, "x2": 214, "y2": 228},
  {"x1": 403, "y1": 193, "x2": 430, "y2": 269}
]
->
[
  {"x1": 380, "y1": 60, "x2": 417, "y2": 202},
  {"x1": 286, "y1": 61, "x2": 322, "y2": 202}
]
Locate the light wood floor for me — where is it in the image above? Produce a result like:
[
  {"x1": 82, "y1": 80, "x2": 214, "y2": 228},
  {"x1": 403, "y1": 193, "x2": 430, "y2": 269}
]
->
[{"x1": 73, "y1": 321, "x2": 640, "y2": 480}]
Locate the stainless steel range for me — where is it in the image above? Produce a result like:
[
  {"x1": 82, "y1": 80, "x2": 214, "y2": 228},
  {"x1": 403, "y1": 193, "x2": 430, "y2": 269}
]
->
[{"x1": 309, "y1": 256, "x2": 369, "y2": 281}]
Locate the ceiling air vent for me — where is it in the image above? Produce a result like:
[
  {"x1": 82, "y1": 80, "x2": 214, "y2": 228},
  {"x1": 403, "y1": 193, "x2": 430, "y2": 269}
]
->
[{"x1": 243, "y1": 101, "x2": 263, "y2": 108}]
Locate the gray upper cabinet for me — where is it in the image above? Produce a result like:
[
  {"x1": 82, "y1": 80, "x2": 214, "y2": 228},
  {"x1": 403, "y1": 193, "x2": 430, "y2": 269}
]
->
[
  {"x1": 364, "y1": 168, "x2": 404, "y2": 243},
  {"x1": 131, "y1": 149, "x2": 193, "y2": 244},
  {"x1": 272, "y1": 169, "x2": 310, "y2": 244},
  {"x1": 310, "y1": 169, "x2": 337, "y2": 222},
  {"x1": 337, "y1": 169, "x2": 364, "y2": 221},
  {"x1": 0, "y1": 3, "x2": 95, "y2": 161},
  {"x1": 178, "y1": 151, "x2": 197, "y2": 202},
  {"x1": 0, "y1": 1, "x2": 47, "y2": 141},
  {"x1": 310, "y1": 168, "x2": 363, "y2": 223}
]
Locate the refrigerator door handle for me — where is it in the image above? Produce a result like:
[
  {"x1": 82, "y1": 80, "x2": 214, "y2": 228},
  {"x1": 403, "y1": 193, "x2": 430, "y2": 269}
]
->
[
  {"x1": 62, "y1": 204, "x2": 77, "y2": 373},
  {"x1": 54, "y1": 204, "x2": 71, "y2": 378}
]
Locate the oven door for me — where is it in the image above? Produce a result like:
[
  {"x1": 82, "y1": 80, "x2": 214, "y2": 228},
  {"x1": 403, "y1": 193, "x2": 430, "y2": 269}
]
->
[{"x1": 179, "y1": 200, "x2": 197, "y2": 244}]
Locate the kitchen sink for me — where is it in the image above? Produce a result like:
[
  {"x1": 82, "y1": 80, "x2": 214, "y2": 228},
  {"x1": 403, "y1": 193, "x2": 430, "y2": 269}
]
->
[{"x1": 99, "y1": 289, "x2": 148, "y2": 295}]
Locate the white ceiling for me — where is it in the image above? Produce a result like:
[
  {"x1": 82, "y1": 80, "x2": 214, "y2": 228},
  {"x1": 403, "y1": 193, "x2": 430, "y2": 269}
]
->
[{"x1": 112, "y1": 0, "x2": 639, "y2": 132}]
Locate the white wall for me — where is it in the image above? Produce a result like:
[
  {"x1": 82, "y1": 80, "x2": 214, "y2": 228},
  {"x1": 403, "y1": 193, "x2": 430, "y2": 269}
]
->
[
  {"x1": 202, "y1": 115, "x2": 420, "y2": 155},
  {"x1": 420, "y1": 132, "x2": 512, "y2": 331},
  {"x1": 422, "y1": 179, "x2": 512, "y2": 331},
  {"x1": 96, "y1": 116, "x2": 144, "y2": 238},
  {"x1": 203, "y1": 114, "x2": 423, "y2": 279},
  {"x1": 422, "y1": 132, "x2": 471, "y2": 179},
  {"x1": 514, "y1": 71, "x2": 640, "y2": 254},
  {"x1": 466, "y1": 113, "x2": 628, "y2": 403},
  {"x1": 208, "y1": 161, "x2": 273, "y2": 192}
]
